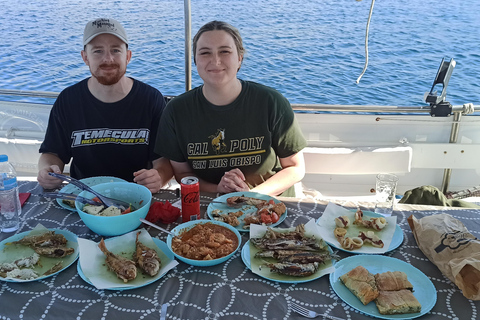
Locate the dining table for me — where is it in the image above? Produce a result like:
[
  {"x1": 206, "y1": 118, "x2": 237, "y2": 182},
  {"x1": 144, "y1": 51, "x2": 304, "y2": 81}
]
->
[{"x1": 1, "y1": 180, "x2": 479, "y2": 320}]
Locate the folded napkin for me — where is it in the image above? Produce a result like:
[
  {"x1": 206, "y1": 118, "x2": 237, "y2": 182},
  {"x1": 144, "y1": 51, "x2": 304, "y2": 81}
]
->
[
  {"x1": 399, "y1": 185, "x2": 480, "y2": 208},
  {"x1": 145, "y1": 200, "x2": 181, "y2": 224},
  {"x1": 19, "y1": 193, "x2": 31, "y2": 207}
]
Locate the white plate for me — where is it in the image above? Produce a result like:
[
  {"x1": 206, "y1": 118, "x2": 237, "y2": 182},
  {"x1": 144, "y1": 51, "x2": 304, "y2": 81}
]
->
[
  {"x1": 0, "y1": 228, "x2": 79, "y2": 282},
  {"x1": 207, "y1": 191, "x2": 287, "y2": 232},
  {"x1": 330, "y1": 255, "x2": 437, "y2": 319},
  {"x1": 317, "y1": 211, "x2": 404, "y2": 254},
  {"x1": 77, "y1": 238, "x2": 173, "y2": 290},
  {"x1": 56, "y1": 176, "x2": 126, "y2": 211},
  {"x1": 241, "y1": 240, "x2": 335, "y2": 283}
]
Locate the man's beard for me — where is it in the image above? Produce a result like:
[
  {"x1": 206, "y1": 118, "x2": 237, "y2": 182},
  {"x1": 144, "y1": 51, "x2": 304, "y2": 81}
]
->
[{"x1": 91, "y1": 63, "x2": 126, "y2": 85}]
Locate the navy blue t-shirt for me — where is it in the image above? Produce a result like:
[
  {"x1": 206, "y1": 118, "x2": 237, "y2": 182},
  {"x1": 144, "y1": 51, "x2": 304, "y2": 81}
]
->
[{"x1": 40, "y1": 77, "x2": 166, "y2": 182}]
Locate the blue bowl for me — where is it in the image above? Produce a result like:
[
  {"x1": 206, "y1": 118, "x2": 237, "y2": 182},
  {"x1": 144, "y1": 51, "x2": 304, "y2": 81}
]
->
[
  {"x1": 167, "y1": 219, "x2": 242, "y2": 267},
  {"x1": 75, "y1": 182, "x2": 152, "y2": 236}
]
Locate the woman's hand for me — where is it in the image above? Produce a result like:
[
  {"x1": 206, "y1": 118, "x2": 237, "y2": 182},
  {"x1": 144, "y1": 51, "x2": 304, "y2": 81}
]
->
[
  {"x1": 217, "y1": 168, "x2": 249, "y2": 193},
  {"x1": 250, "y1": 151, "x2": 305, "y2": 196}
]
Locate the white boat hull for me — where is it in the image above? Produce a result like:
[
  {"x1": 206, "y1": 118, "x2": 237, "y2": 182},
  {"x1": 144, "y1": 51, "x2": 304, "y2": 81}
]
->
[
  {"x1": 297, "y1": 112, "x2": 480, "y2": 196},
  {"x1": 2, "y1": 100, "x2": 480, "y2": 197}
]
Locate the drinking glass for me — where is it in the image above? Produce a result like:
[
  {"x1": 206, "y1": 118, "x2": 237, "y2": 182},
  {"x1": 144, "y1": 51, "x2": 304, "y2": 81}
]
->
[{"x1": 374, "y1": 173, "x2": 398, "y2": 217}]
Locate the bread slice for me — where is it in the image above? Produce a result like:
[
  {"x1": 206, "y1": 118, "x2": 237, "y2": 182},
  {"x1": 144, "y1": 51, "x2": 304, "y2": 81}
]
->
[
  {"x1": 375, "y1": 289, "x2": 422, "y2": 315},
  {"x1": 339, "y1": 266, "x2": 379, "y2": 305},
  {"x1": 375, "y1": 271, "x2": 413, "y2": 291}
]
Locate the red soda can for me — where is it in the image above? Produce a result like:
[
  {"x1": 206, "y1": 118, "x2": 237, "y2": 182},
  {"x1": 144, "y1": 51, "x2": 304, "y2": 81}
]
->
[{"x1": 181, "y1": 176, "x2": 200, "y2": 222}]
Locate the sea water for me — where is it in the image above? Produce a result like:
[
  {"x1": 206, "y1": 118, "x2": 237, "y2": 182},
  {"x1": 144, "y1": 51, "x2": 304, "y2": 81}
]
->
[{"x1": 1, "y1": 0, "x2": 480, "y2": 107}]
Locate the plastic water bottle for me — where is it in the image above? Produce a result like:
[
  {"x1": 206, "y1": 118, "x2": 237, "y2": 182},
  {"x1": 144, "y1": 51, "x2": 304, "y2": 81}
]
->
[{"x1": 0, "y1": 155, "x2": 21, "y2": 232}]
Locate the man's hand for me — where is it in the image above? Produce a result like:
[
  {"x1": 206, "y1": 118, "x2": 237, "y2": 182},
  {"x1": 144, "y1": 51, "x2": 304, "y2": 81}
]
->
[
  {"x1": 133, "y1": 168, "x2": 164, "y2": 193},
  {"x1": 37, "y1": 165, "x2": 63, "y2": 189}
]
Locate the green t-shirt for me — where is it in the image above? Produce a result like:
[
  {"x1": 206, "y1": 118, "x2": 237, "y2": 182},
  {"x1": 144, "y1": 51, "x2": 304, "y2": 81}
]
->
[{"x1": 156, "y1": 80, "x2": 307, "y2": 196}]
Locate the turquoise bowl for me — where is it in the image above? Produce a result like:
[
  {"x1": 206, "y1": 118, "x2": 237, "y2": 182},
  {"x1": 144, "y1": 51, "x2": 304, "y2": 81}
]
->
[
  {"x1": 75, "y1": 182, "x2": 152, "y2": 236},
  {"x1": 167, "y1": 219, "x2": 242, "y2": 267}
]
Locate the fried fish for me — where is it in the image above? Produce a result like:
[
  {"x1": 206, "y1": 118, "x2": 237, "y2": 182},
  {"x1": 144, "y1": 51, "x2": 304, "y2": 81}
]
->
[
  {"x1": 33, "y1": 246, "x2": 75, "y2": 258},
  {"x1": 133, "y1": 232, "x2": 161, "y2": 277},
  {"x1": 9, "y1": 231, "x2": 68, "y2": 247},
  {"x1": 43, "y1": 262, "x2": 64, "y2": 276},
  {"x1": 98, "y1": 238, "x2": 137, "y2": 283}
]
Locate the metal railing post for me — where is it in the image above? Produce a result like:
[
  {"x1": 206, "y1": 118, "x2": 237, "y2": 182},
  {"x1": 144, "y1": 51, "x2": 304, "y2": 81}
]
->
[
  {"x1": 184, "y1": 0, "x2": 192, "y2": 92},
  {"x1": 441, "y1": 111, "x2": 463, "y2": 193}
]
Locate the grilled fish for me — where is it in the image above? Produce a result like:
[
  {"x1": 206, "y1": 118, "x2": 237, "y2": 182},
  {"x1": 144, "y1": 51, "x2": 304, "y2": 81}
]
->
[
  {"x1": 33, "y1": 246, "x2": 75, "y2": 258},
  {"x1": 98, "y1": 238, "x2": 137, "y2": 283},
  {"x1": 5, "y1": 268, "x2": 39, "y2": 280},
  {"x1": 261, "y1": 261, "x2": 320, "y2": 277},
  {"x1": 14, "y1": 253, "x2": 41, "y2": 268},
  {"x1": 213, "y1": 214, "x2": 241, "y2": 227},
  {"x1": 8, "y1": 231, "x2": 68, "y2": 248},
  {"x1": 133, "y1": 232, "x2": 161, "y2": 277},
  {"x1": 226, "y1": 196, "x2": 268, "y2": 208},
  {"x1": 0, "y1": 262, "x2": 17, "y2": 275},
  {"x1": 0, "y1": 254, "x2": 41, "y2": 278},
  {"x1": 43, "y1": 262, "x2": 64, "y2": 276},
  {"x1": 250, "y1": 237, "x2": 322, "y2": 251},
  {"x1": 255, "y1": 249, "x2": 335, "y2": 264},
  {"x1": 262, "y1": 225, "x2": 306, "y2": 240}
]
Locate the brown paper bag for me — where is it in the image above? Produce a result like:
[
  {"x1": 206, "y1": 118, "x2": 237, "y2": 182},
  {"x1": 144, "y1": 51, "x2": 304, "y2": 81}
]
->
[{"x1": 408, "y1": 213, "x2": 480, "y2": 300}]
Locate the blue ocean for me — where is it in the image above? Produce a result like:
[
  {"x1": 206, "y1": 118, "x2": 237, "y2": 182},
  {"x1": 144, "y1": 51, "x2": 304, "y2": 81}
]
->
[{"x1": 1, "y1": 0, "x2": 479, "y2": 107}]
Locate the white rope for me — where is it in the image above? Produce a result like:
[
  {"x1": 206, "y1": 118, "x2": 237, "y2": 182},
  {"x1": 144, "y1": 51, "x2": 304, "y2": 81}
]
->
[
  {"x1": 356, "y1": 0, "x2": 376, "y2": 84},
  {"x1": 462, "y1": 103, "x2": 475, "y2": 115},
  {"x1": 445, "y1": 185, "x2": 480, "y2": 199}
]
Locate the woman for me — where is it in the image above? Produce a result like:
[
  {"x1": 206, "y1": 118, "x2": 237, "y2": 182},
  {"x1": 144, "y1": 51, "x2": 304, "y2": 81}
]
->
[{"x1": 156, "y1": 21, "x2": 306, "y2": 196}]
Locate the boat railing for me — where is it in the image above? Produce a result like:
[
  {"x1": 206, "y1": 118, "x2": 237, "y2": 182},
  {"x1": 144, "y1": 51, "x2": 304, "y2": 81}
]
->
[
  {"x1": 1, "y1": 90, "x2": 479, "y2": 194},
  {"x1": 0, "y1": 89, "x2": 59, "y2": 100},
  {"x1": 0, "y1": 88, "x2": 475, "y2": 115}
]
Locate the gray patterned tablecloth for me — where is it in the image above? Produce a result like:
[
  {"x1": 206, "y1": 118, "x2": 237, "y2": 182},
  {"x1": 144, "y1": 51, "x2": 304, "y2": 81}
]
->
[{"x1": 1, "y1": 181, "x2": 479, "y2": 320}]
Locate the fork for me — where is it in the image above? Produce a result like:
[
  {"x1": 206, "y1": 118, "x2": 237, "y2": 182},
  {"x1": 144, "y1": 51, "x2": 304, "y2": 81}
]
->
[
  {"x1": 160, "y1": 303, "x2": 168, "y2": 320},
  {"x1": 48, "y1": 172, "x2": 130, "y2": 211},
  {"x1": 42, "y1": 192, "x2": 104, "y2": 206},
  {"x1": 289, "y1": 302, "x2": 345, "y2": 320}
]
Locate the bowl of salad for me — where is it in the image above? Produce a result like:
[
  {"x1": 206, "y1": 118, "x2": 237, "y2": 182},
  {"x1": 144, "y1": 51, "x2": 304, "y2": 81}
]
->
[{"x1": 75, "y1": 182, "x2": 152, "y2": 236}]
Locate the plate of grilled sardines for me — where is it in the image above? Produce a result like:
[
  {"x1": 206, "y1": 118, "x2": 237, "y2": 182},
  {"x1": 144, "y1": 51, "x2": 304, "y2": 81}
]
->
[
  {"x1": 77, "y1": 229, "x2": 178, "y2": 290},
  {"x1": 0, "y1": 224, "x2": 79, "y2": 282},
  {"x1": 242, "y1": 220, "x2": 337, "y2": 283}
]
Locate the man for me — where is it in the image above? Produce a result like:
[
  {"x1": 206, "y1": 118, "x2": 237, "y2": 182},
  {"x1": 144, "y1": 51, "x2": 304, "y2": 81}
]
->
[{"x1": 37, "y1": 18, "x2": 172, "y2": 193}]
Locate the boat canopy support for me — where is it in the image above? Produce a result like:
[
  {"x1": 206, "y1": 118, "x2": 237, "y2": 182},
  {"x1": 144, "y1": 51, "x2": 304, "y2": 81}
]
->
[{"x1": 184, "y1": 0, "x2": 192, "y2": 92}]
